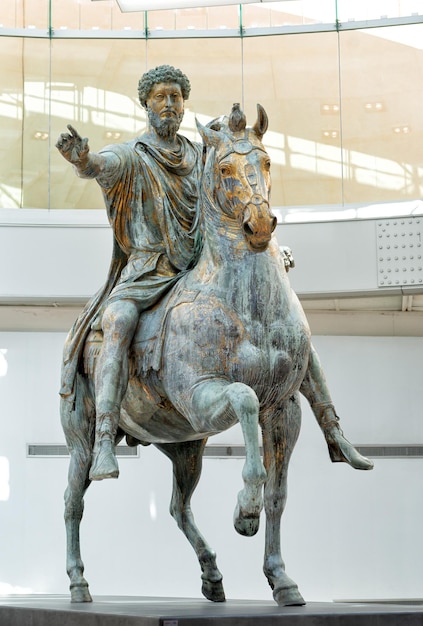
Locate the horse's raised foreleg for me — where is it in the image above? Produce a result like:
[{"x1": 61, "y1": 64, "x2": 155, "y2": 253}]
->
[
  {"x1": 191, "y1": 380, "x2": 266, "y2": 537},
  {"x1": 61, "y1": 388, "x2": 94, "y2": 603},
  {"x1": 261, "y1": 394, "x2": 305, "y2": 606},
  {"x1": 155, "y1": 439, "x2": 225, "y2": 602}
]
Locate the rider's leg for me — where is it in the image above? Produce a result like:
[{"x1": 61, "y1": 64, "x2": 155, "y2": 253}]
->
[
  {"x1": 300, "y1": 345, "x2": 373, "y2": 470},
  {"x1": 90, "y1": 299, "x2": 140, "y2": 481}
]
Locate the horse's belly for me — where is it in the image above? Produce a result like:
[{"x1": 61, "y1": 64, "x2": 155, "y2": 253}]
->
[{"x1": 121, "y1": 378, "x2": 215, "y2": 443}]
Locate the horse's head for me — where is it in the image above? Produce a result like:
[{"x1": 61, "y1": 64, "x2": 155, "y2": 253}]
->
[{"x1": 196, "y1": 103, "x2": 277, "y2": 252}]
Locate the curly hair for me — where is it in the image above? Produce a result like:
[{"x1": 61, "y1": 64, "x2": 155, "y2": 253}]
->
[{"x1": 138, "y1": 65, "x2": 191, "y2": 108}]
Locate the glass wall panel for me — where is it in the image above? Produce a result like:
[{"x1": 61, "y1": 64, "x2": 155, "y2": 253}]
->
[
  {"x1": 243, "y1": 32, "x2": 343, "y2": 210},
  {"x1": 339, "y1": 24, "x2": 423, "y2": 208},
  {"x1": 24, "y1": 0, "x2": 49, "y2": 29},
  {"x1": 0, "y1": 37, "x2": 25, "y2": 208},
  {"x1": 0, "y1": 36, "x2": 50, "y2": 209},
  {"x1": 146, "y1": 37, "x2": 243, "y2": 125},
  {"x1": 50, "y1": 38, "x2": 147, "y2": 209},
  {"x1": 1, "y1": 0, "x2": 423, "y2": 218},
  {"x1": 243, "y1": 1, "x2": 337, "y2": 29},
  {"x1": 51, "y1": 0, "x2": 144, "y2": 32},
  {"x1": 21, "y1": 39, "x2": 51, "y2": 209},
  {"x1": 0, "y1": 2, "x2": 23, "y2": 28},
  {"x1": 337, "y1": 0, "x2": 423, "y2": 22},
  {"x1": 1, "y1": 0, "x2": 49, "y2": 29},
  {"x1": 146, "y1": 6, "x2": 239, "y2": 32}
]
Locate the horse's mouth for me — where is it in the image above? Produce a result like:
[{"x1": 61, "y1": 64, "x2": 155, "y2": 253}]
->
[{"x1": 246, "y1": 236, "x2": 271, "y2": 252}]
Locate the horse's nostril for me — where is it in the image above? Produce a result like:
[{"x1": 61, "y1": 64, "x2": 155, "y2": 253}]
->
[
  {"x1": 244, "y1": 222, "x2": 255, "y2": 236},
  {"x1": 271, "y1": 216, "x2": 277, "y2": 232}
]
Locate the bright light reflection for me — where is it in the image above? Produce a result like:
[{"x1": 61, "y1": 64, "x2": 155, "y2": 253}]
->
[
  {"x1": 0, "y1": 187, "x2": 20, "y2": 209},
  {"x1": 0, "y1": 80, "x2": 418, "y2": 201},
  {"x1": 149, "y1": 491, "x2": 157, "y2": 520},
  {"x1": 0, "y1": 350, "x2": 8, "y2": 377},
  {"x1": 0, "y1": 581, "x2": 33, "y2": 595},
  {"x1": 356, "y1": 200, "x2": 423, "y2": 218},
  {"x1": 284, "y1": 209, "x2": 357, "y2": 223},
  {"x1": 280, "y1": 200, "x2": 423, "y2": 223},
  {"x1": 0, "y1": 457, "x2": 10, "y2": 501}
]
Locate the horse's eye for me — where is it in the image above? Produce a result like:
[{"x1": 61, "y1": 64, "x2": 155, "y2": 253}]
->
[
  {"x1": 264, "y1": 158, "x2": 271, "y2": 171},
  {"x1": 220, "y1": 164, "x2": 232, "y2": 177}
]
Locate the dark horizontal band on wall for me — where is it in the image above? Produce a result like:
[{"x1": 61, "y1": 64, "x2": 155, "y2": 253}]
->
[
  {"x1": 204, "y1": 444, "x2": 423, "y2": 459},
  {"x1": 26, "y1": 444, "x2": 423, "y2": 459},
  {"x1": 355, "y1": 445, "x2": 423, "y2": 458},
  {"x1": 27, "y1": 444, "x2": 139, "y2": 458}
]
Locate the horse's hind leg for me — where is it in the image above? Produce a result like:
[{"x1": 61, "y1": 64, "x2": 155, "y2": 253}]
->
[
  {"x1": 261, "y1": 394, "x2": 305, "y2": 606},
  {"x1": 61, "y1": 387, "x2": 94, "y2": 603},
  {"x1": 191, "y1": 380, "x2": 266, "y2": 537},
  {"x1": 156, "y1": 439, "x2": 225, "y2": 602}
]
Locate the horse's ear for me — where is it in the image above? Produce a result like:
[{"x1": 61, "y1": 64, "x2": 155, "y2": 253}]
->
[
  {"x1": 196, "y1": 117, "x2": 222, "y2": 149},
  {"x1": 252, "y1": 104, "x2": 268, "y2": 139}
]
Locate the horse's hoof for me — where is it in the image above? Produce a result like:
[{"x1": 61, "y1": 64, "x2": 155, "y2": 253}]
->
[
  {"x1": 273, "y1": 584, "x2": 305, "y2": 606},
  {"x1": 70, "y1": 584, "x2": 92, "y2": 603},
  {"x1": 233, "y1": 504, "x2": 260, "y2": 536},
  {"x1": 202, "y1": 579, "x2": 226, "y2": 602}
]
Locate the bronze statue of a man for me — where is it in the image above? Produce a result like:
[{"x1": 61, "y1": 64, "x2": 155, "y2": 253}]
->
[
  {"x1": 57, "y1": 65, "x2": 372, "y2": 484},
  {"x1": 57, "y1": 65, "x2": 203, "y2": 480}
]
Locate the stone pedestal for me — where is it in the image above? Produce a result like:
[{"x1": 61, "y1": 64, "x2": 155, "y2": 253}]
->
[{"x1": 0, "y1": 595, "x2": 422, "y2": 626}]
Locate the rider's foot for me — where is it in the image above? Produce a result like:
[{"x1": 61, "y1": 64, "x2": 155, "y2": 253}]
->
[
  {"x1": 89, "y1": 440, "x2": 119, "y2": 480},
  {"x1": 325, "y1": 426, "x2": 374, "y2": 470}
]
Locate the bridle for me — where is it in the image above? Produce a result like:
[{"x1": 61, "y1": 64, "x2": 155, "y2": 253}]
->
[{"x1": 216, "y1": 136, "x2": 268, "y2": 164}]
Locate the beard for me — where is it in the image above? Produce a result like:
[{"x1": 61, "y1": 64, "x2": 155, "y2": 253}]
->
[{"x1": 147, "y1": 107, "x2": 184, "y2": 140}]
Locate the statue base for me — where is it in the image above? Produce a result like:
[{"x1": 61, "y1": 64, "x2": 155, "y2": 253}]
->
[{"x1": 0, "y1": 595, "x2": 422, "y2": 625}]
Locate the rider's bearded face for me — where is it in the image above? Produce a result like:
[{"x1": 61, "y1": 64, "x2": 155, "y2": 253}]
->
[{"x1": 146, "y1": 81, "x2": 184, "y2": 139}]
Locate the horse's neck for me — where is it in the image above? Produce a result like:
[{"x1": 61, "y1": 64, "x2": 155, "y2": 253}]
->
[{"x1": 193, "y1": 231, "x2": 291, "y2": 316}]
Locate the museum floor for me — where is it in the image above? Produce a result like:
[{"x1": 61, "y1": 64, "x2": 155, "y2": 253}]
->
[{"x1": 0, "y1": 595, "x2": 422, "y2": 625}]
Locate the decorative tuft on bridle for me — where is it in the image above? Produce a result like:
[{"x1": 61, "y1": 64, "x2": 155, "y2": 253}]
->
[
  {"x1": 228, "y1": 103, "x2": 247, "y2": 133},
  {"x1": 217, "y1": 103, "x2": 267, "y2": 163}
]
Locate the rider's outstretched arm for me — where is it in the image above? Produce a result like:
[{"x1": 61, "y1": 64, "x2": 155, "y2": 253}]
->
[{"x1": 56, "y1": 124, "x2": 118, "y2": 180}]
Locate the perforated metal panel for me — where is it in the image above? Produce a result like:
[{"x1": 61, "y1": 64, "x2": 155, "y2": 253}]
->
[{"x1": 376, "y1": 217, "x2": 423, "y2": 287}]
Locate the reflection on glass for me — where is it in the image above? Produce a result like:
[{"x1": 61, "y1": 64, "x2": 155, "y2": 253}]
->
[
  {"x1": 337, "y1": 0, "x2": 423, "y2": 22},
  {"x1": 339, "y1": 24, "x2": 423, "y2": 208},
  {"x1": 0, "y1": 1, "x2": 423, "y2": 222},
  {"x1": 51, "y1": 0, "x2": 143, "y2": 32},
  {"x1": 50, "y1": 38, "x2": 147, "y2": 209},
  {"x1": 0, "y1": 36, "x2": 24, "y2": 208},
  {"x1": 0, "y1": 0, "x2": 49, "y2": 29},
  {"x1": 243, "y1": 0, "x2": 337, "y2": 28},
  {"x1": 242, "y1": 32, "x2": 343, "y2": 208}
]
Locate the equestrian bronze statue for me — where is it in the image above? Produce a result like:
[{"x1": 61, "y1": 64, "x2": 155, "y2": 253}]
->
[{"x1": 56, "y1": 66, "x2": 372, "y2": 606}]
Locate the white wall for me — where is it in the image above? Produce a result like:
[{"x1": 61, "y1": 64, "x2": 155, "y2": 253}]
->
[
  {"x1": 0, "y1": 210, "x2": 404, "y2": 301},
  {"x1": 0, "y1": 330, "x2": 422, "y2": 603}
]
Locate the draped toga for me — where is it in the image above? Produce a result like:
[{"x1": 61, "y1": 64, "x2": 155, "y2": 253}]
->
[{"x1": 60, "y1": 134, "x2": 203, "y2": 400}]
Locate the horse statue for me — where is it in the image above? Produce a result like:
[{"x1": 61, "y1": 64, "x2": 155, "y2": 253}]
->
[{"x1": 61, "y1": 103, "x2": 371, "y2": 607}]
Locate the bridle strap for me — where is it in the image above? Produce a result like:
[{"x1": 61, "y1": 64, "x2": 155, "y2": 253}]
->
[{"x1": 217, "y1": 135, "x2": 268, "y2": 164}]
